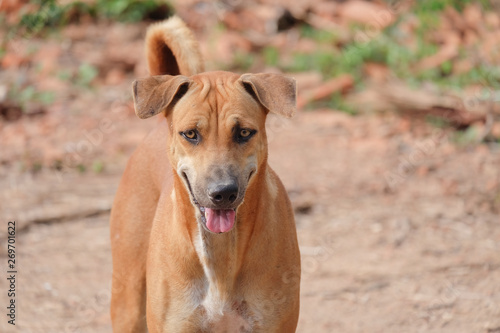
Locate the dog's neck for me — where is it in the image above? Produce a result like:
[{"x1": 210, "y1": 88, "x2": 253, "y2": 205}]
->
[
  {"x1": 173, "y1": 166, "x2": 268, "y2": 317},
  {"x1": 194, "y1": 223, "x2": 238, "y2": 318}
]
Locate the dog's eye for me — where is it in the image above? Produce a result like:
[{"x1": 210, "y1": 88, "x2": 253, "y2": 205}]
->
[
  {"x1": 240, "y1": 129, "x2": 251, "y2": 137},
  {"x1": 235, "y1": 128, "x2": 256, "y2": 143},
  {"x1": 180, "y1": 129, "x2": 200, "y2": 144},
  {"x1": 185, "y1": 130, "x2": 196, "y2": 139}
]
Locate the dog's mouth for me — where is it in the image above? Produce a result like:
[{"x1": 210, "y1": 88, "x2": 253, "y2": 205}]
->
[{"x1": 182, "y1": 172, "x2": 237, "y2": 234}]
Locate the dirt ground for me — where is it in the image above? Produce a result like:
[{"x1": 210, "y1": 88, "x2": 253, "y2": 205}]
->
[
  {"x1": 1, "y1": 2, "x2": 500, "y2": 332},
  {"x1": 1, "y1": 110, "x2": 499, "y2": 333}
]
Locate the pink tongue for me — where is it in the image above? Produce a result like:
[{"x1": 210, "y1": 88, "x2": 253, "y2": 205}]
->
[{"x1": 204, "y1": 208, "x2": 236, "y2": 233}]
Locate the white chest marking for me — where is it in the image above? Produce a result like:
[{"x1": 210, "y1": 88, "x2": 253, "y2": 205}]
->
[{"x1": 192, "y1": 224, "x2": 252, "y2": 332}]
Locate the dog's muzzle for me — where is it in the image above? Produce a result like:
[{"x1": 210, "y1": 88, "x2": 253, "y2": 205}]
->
[{"x1": 182, "y1": 172, "x2": 241, "y2": 234}]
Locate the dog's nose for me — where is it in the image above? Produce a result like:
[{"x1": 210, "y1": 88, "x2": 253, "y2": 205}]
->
[{"x1": 208, "y1": 182, "x2": 238, "y2": 206}]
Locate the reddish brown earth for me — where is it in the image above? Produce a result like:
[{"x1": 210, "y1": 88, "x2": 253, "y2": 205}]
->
[{"x1": 1, "y1": 110, "x2": 499, "y2": 333}]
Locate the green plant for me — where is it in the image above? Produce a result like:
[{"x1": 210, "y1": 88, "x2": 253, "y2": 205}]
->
[
  {"x1": 0, "y1": 44, "x2": 6, "y2": 59},
  {"x1": 413, "y1": 0, "x2": 491, "y2": 12},
  {"x1": 285, "y1": 51, "x2": 339, "y2": 78},
  {"x1": 231, "y1": 51, "x2": 255, "y2": 71},
  {"x1": 452, "y1": 126, "x2": 480, "y2": 145},
  {"x1": 37, "y1": 91, "x2": 55, "y2": 105},
  {"x1": 95, "y1": 0, "x2": 170, "y2": 22},
  {"x1": 8, "y1": 84, "x2": 55, "y2": 111},
  {"x1": 76, "y1": 63, "x2": 99, "y2": 87},
  {"x1": 77, "y1": 163, "x2": 86, "y2": 173},
  {"x1": 17, "y1": 0, "x2": 67, "y2": 37},
  {"x1": 224, "y1": 1, "x2": 499, "y2": 112},
  {"x1": 92, "y1": 160, "x2": 105, "y2": 173},
  {"x1": 57, "y1": 69, "x2": 72, "y2": 81},
  {"x1": 425, "y1": 115, "x2": 450, "y2": 128},
  {"x1": 329, "y1": 92, "x2": 358, "y2": 115},
  {"x1": 300, "y1": 25, "x2": 337, "y2": 44},
  {"x1": 10, "y1": 0, "x2": 171, "y2": 39},
  {"x1": 31, "y1": 161, "x2": 43, "y2": 173},
  {"x1": 263, "y1": 46, "x2": 279, "y2": 67}
]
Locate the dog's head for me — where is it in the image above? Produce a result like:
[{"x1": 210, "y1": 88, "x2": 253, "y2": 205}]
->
[
  {"x1": 132, "y1": 72, "x2": 295, "y2": 233},
  {"x1": 131, "y1": 19, "x2": 295, "y2": 234}
]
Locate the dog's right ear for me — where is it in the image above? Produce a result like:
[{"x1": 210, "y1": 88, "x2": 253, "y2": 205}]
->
[{"x1": 132, "y1": 75, "x2": 191, "y2": 119}]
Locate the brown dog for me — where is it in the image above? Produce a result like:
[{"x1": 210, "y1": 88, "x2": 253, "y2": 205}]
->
[{"x1": 110, "y1": 16, "x2": 301, "y2": 332}]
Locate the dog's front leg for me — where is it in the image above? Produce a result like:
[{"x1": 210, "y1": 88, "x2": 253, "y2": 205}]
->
[
  {"x1": 110, "y1": 163, "x2": 157, "y2": 333},
  {"x1": 145, "y1": 198, "x2": 202, "y2": 333},
  {"x1": 146, "y1": 252, "x2": 201, "y2": 333}
]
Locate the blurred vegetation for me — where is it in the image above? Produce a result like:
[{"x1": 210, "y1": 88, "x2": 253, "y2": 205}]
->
[
  {"x1": 3, "y1": 0, "x2": 499, "y2": 118},
  {"x1": 0, "y1": 0, "x2": 170, "y2": 114},
  {"x1": 413, "y1": 0, "x2": 492, "y2": 11},
  {"x1": 95, "y1": 0, "x2": 171, "y2": 22},
  {"x1": 76, "y1": 63, "x2": 99, "y2": 88},
  {"x1": 8, "y1": 83, "x2": 55, "y2": 109},
  {"x1": 254, "y1": 0, "x2": 499, "y2": 113},
  {"x1": 6, "y1": 0, "x2": 171, "y2": 39}
]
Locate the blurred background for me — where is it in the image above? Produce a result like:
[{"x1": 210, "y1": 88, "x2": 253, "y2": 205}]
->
[{"x1": 1, "y1": 0, "x2": 499, "y2": 332}]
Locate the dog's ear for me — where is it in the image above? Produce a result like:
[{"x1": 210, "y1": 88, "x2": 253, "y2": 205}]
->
[
  {"x1": 239, "y1": 73, "x2": 296, "y2": 118},
  {"x1": 132, "y1": 75, "x2": 191, "y2": 119}
]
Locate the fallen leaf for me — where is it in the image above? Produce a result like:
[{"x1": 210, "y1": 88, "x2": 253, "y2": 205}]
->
[
  {"x1": 363, "y1": 62, "x2": 390, "y2": 82},
  {"x1": 338, "y1": 0, "x2": 394, "y2": 29},
  {"x1": 297, "y1": 74, "x2": 354, "y2": 109},
  {"x1": 416, "y1": 32, "x2": 460, "y2": 71}
]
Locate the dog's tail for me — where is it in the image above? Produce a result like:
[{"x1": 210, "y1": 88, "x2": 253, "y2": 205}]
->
[{"x1": 145, "y1": 16, "x2": 204, "y2": 76}]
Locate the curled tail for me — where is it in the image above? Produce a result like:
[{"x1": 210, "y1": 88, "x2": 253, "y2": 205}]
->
[{"x1": 145, "y1": 16, "x2": 204, "y2": 76}]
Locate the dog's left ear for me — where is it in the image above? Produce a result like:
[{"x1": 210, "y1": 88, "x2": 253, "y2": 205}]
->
[
  {"x1": 132, "y1": 75, "x2": 191, "y2": 119},
  {"x1": 240, "y1": 73, "x2": 296, "y2": 118}
]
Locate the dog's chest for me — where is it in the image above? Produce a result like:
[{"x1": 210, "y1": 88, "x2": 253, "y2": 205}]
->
[
  {"x1": 190, "y1": 231, "x2": 255, "y2": 332},
  {"x1": 201, "y1": 298, "x2": 252, "y2": 333},
  {"x1": 186, "y1": 278, "x2": 253, "y2": 332}
]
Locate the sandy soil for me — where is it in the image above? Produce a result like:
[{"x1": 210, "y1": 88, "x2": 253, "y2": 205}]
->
[{"x1": 1, "y1": 110, "x2": 499, "y2": 333}]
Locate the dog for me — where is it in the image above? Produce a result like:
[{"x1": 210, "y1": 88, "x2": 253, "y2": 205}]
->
[{"x1": 110, "y1": 16, "x2": 301, "y2": 333}]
